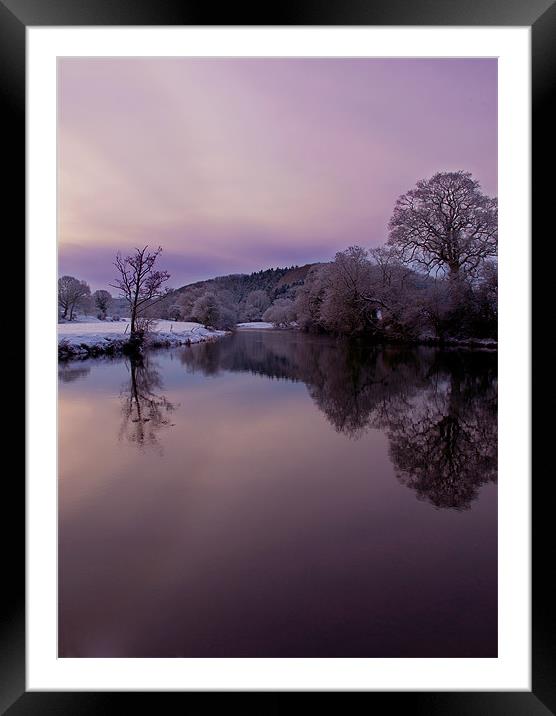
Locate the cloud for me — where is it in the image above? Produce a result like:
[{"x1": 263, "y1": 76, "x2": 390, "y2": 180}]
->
[{"x1": 58, "y1": 58, "x2": 497, "y2": 287}]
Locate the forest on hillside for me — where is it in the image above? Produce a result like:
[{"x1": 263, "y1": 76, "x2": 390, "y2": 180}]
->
[{"x1": 152, "y1": 264, "x2": 315, "y2": 328}]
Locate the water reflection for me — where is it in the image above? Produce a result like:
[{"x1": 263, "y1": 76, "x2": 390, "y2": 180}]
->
[
  {"x1": 59, "y1": 332, "x2": 497, "y2": 657},
  {"x1": 119, "y1": 355, "x2": 176, "y2": 451},
  {"x1": 180, "y1": 332, "x2": 497, "y2": 510},
  {"x1": 379, "y1": 356, "x2": 497, "y2": 509},
  {"x1": 58, "y1": 364, "x2": 91, "y2": 383}
]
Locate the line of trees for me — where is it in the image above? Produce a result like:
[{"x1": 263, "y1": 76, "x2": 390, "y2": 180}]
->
[
  {"x1": 163, "y1": 170, "x2": 497, "y2": 340},
  {"x1": 59, "y1": 170, "x2": 497, "y2": 342},
  {"x1": 292, "y1": 244, "x2": 497, "y2": 340},
  {"x1": 58, "y1": 246, "x2": 172, "y2": 334},
  {"x1": 58, "y1": 275, "x2": 119, "y2": 321},
  {"x1": 262, "y1": 171, "x2": 498, "y2": 340}
]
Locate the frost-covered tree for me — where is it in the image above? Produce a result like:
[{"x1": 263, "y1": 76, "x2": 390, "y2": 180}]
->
[
  {"x1": 473, "y1": 260, "x2": 498, "y2": 333},
  {"x1": 318, "y1": 246, "x2": 378, "y2": 335},
  {"x1": 216, "y1": 305, "x2": 238, "y2": 330},
  {"x1": 388, "y1": 171, "x2": 497, "y2": 279},
  {"x1": 110, "y1": 246, "x2": 171, "y2": 335},
  {"x1": 262, "y1": 298, "x2": 296, "y2": 327},
  {"x1": 93, "y1": 289, "x2": 112, "y2": 319},
  {"x1": 58, "y1": 275, "x2": 91, "y2": 320},
  {"x1": 175, "y1": 286, "x2": 204, "y2": 320},
  {"x1": 167, "y1": 303, "x2": 182, "y2": 321},
  {"x1": 294, "y1": 264, "x2": 329, "y2": 332},
  {"x1": 242, "y1": 290, "x2": 271, "y2": 321},
  {"x1": 192, "y1": 291, "x2": 220, "y2": 328},
  {"x1": 215, "y1": 290, "x2": 239, "y2": 328}
]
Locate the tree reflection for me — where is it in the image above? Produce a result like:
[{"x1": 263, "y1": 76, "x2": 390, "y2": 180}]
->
[
  {"x1": 302, "y1": 343, "x2": 426, "y2": 439},
  {"x1": 375, "y1": 354, "x2": 497, "y2": 509},
  {"x1": 119, "y1": 354, "x2": 175, "y2": 451},
  {"x1": 58, "y1": 364, "x2": 91, "y2": 383},
  {"x1": 180, "y1": 332, "x2": 497, "y2": 509}
]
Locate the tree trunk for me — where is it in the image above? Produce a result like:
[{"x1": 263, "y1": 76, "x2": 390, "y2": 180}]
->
[
  {"x1": 131, "y1": 263, "x2": 141, "y2": 335},
  {"x1": 448, "y1": 263, "x2": 460, "y2": 280}
]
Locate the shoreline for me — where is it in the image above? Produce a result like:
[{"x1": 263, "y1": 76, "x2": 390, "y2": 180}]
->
[
  {"x1": 59, "y1": 322, "x2": 497, "y2": 361},
  {"x1": 235, "y1": 324, "x2": 498, "y2": 351},
  {"x1": 58, "y1": 320, "x2": 228, "y2": 360}
]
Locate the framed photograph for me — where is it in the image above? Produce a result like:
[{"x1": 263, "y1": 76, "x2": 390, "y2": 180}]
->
[{"x1": 7, "y1": 0, "x2": 551, "y2": 711}]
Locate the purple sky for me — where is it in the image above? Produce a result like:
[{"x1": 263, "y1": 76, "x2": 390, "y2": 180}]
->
[{"x1": 58, "y1": 58, "x2": 497, "y2": 291}]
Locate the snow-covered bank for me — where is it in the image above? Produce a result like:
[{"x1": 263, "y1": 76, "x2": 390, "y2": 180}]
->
[
  {"x1": 58, "y1": 320, "x2": 227, "y2": 359},
  {"x1": 236, "y1": 322, "x2": 275, "y2": 330}
]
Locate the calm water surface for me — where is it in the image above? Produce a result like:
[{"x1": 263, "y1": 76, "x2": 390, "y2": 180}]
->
[{"x1": 59, "y1": 330, "x2": 497, "y2": 657}]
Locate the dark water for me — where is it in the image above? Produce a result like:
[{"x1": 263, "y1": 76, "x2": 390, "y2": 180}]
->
[{"x1": 58, "y1": 330, "x2": 497, "y2": 657}]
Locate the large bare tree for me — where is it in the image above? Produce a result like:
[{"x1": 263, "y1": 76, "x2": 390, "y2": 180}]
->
[
  {"x1": 388, "y1": 171, "x2": 497, "y2": 279},
  {"x1": 110, "y1": 246, "x2": 170, "y2": 334}
]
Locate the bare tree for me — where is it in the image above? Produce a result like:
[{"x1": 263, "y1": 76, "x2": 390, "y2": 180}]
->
[
  {"x1": 58, "y1": 275, "x2": 91, "y2": 320},
  {"x1": 388, "y1": 171, "x2": 497, "y2": 279},
  {"x1": 110, "y1": 246, "x2": 170, "y2": 335},
  {"x1": 93, "y1": 289, "x2": 112, "y2": 319}
]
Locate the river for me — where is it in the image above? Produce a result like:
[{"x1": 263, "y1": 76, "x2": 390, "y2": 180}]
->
[{"x1": 59, "y1": 329, "x2": 497, "y2": 657}]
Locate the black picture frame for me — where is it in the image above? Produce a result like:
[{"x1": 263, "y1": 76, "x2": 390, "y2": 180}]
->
[{"x1": 5, "y1": 0, "x2": 552, "y2": 712}]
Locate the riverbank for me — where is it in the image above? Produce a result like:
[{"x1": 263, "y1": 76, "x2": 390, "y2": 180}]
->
[
  {"x1": 424, "y1": 336, "x2": 497, "y2": 350},
  {"x1": 58, "y1": 319, "x2": 228, "y2": 359},
  {"x1": 236, "y1": 321, "x2": 497, "y2": 349},
  {"x1": 58, "y1": 318, "x2": 497, "y2": 360}
]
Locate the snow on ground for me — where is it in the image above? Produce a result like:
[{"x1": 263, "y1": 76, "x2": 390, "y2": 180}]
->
[
  {"x1": 236, "y1": 322, "x2": 275, "y2": 329},
  {"x1": 58, "y1": 319, "x2": 227, "y2": 358},
  {"x1": 146, "y1": 321, "x2": 227, "y2": 348},
  {"x1": 58, "y1": 314, "x2": 110, "y2": 324}
]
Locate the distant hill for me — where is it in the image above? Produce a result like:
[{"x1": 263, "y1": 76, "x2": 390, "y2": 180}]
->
[
  {"x1": 152, "y1": 263, "x2": 319, "y2": 322},
  {"x1": 275, "y1": 264, "x2": 315, "y2": 289},
  {"x1": 175, "y1": 263, "x2": 315, "y2": 301}
]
